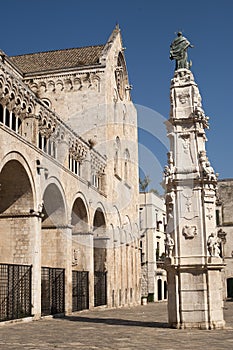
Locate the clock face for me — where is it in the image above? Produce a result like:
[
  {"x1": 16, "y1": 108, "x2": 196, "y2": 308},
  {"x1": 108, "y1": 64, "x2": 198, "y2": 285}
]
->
[{"x1": 115, "y1": 54, "x2": 125, "y2": 101}]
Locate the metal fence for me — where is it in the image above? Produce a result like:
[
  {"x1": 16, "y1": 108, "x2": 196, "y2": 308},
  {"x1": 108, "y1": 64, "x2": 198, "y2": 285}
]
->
[
  {"x1": 0, "y1": 264, "x2": 32, "y2": 322},
  {"x1": 94, "y1": 271, "x2": 107, "y2": 307},
  {"x1": 72, "y1": 271, "x2": 89, "y2": 312},
  {"x1": 41, "y1": 267, "x2": 65, "y2": 316}
]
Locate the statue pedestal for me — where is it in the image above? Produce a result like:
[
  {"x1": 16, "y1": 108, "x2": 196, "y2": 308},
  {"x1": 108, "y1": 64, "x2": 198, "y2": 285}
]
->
[{"x1": 166, "y1": 261, "x2": 225, "y2": 329}]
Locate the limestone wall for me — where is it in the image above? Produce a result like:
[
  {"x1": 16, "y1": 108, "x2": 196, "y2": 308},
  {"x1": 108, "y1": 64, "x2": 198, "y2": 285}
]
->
[
  {"x1": 0, "y1": 26, "x2": 141, "y2": 318},
  {"x1": 217, "y1": 179, "x2": 233, "y2": 283}
]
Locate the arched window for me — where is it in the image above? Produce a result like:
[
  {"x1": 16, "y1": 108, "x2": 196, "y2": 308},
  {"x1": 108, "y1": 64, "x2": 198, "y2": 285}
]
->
[
  {"x1": 158, "y1": 279, "x2": 162, "y2": 301},
  {"x1": 114, "y1": 136, "x2": 121, "y2": 176},
  {"x1": 0, "y1": 105, "x2": 22, "y2": 135},
  {"x1": 115, "y1": 52, "x2": 127, "y2": 101},
  {"x1": 69, "y1": 154, "x2": 81, "y2": 176},
  {"x1": 124, "y1": 148, "x2": 130, "y2": 182},
  {"x1": 123, "y1": 111, "x2": 126, "y2": 135}
]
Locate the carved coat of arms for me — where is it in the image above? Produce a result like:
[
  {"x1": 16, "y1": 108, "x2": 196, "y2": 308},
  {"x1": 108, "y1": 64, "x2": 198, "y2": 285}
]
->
[{"x1": 182, "y1": 225, "x2": 197, "y2": 239}]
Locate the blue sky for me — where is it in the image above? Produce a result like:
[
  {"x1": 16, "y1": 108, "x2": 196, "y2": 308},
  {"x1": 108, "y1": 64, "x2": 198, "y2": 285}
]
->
[{"x1": 1, "y1": 0, "x2": 233, "y2": 193}]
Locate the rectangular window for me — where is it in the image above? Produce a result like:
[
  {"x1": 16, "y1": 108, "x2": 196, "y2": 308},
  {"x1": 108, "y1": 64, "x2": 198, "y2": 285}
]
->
[
  {"x1": 216, "y1": 209, "x2": 220, "y2": 226},
  {"x1": 38, "y1": 133, "x2": 42, "y2": 150},
  {"x1": 5, "y1": 109, "x2": 10, "y2": 127},
  {"x1": 12, "y1": 113, "x2": 16, "y2": 131}
]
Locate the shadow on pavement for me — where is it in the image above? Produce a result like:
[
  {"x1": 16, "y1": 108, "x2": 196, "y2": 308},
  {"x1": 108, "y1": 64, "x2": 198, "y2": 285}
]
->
[{"x1": 63, "y1": 315, "x2": 169, "y2": 328}]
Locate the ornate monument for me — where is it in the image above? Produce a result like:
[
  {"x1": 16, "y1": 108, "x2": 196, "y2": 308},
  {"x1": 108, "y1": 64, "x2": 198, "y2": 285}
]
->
[{"x1": 164, "y1": 33, "x2": 225, "y2": 329}]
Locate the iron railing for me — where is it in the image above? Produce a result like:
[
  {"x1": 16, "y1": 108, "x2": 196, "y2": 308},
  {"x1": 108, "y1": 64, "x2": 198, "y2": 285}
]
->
[
  {"x1": 94, "y1": 271, "x2": 107, "y2": 307},
  {"x1": 41, "y1": 267, "x2": 65, "y2": 316},
  {"x1": 0, "y1": 264, "x2": 32, "y2": 322},
  {"x1": 72, "y1": 271, "x2": 89, "y2": 312}
]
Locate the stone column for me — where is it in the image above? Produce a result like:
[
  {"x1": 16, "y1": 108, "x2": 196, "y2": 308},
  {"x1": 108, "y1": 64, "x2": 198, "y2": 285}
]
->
[
  {"x1": 164, "y1": 69, "x2": 225, "y2": 329},
  {"x1": 64, "y1": 225, "x2": 73, "y2": 315},
  {"x1": 31, "y1": 213, "x2": 42, "y2": 319}
]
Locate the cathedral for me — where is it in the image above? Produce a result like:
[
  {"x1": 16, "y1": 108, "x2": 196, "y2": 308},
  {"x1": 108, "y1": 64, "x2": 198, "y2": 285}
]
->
[{"x1": 0, "y1": 26, "x2": 141, "y2": 321}]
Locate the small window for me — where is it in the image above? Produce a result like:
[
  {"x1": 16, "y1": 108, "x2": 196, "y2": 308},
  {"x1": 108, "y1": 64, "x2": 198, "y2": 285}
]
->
[
  {"x1": 38, "y1": 133, "x2": 43, "y2": 149},
  {"x1": 42, "y1": 99, "x2": 51, "y2": 108},
  {"x1": 5, "y1": 108, "x2": 10, "y2": 127},
  {"x1": 216, "y1": 209, "x2": 220, "y2": 226},
  {"x1": 12, "y1": 113, "x2": 16, "y2": 131}
]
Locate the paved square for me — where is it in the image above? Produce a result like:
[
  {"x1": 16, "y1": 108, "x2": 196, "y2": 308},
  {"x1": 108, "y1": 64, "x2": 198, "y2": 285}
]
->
[{"x1": 1, "y1": 301, "x2": 233, "y2": 349}]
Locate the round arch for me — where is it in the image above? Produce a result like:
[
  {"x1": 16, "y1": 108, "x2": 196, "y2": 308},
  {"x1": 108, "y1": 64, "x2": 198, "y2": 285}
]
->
[
  {"x1": 71, "y1": 196, "x2": 89, "y2": 233},
  {"x1": 42, "y1": 182, "x2": 67, "y2": 228},
  {"x1": 0, "y1": 156, "x2": 35, "y2": 264},
  {"x1": 70, "y1": 192, "x2": 90, "y2": 225},
  {"x1": 158, "y1": 278, "x2": 162, "y2": 301},
  {"x1": 93, "y1": 207, "x2": 106, "y2": 237},
  {"x1": 112, "y1": 205, "x2": 122, "y2": 228},
  {"x1": 0, "y1": 159, "x2": 34, "y2": 214},
  {"x1": 0, "y1": 151, "x2": 36, "y2": 207},
  {"x1": 123, "y1": 215, "x2": 132, "y2": 244}
]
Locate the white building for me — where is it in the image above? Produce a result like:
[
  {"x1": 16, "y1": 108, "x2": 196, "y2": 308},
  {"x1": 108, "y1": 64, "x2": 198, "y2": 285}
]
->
[{"x1": 139, "y1": 191, "x2": 167, "y2": 302}]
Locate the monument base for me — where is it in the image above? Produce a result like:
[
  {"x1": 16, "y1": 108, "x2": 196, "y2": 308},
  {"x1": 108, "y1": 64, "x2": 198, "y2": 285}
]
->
[
  {"x1": 166, "y1": 262, "x2": 225, "y2": 329},
  {"x1": 169, "y1": 320, "x2": 225, "y2": 330}
]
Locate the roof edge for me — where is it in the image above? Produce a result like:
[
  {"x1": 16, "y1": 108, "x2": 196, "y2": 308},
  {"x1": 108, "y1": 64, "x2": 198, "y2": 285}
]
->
[
  {"x1": 23, "y1": 62, "x2": 106, "y2": 78},
  {"x1": 10, "y1": 44, "x2": 105, "y2": 59}
]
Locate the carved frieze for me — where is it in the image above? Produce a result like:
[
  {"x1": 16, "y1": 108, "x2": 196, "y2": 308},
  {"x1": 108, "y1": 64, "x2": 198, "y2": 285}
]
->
[
  {"x1": 38, "y1": 108, "x2": 57, "y2": 138},
  {"x1": 25, "y1": 72, "x2": 101, "y2": 96},
  {"x1": 69, "y1": 137, "x2": 88, "y2": 162},
  {"x1": 0, "y1": 69, "x2": 35, "y2": 118},
  {"x1": 91, "y1": 151, "x2": 106, "y2": 175},
  {"x1": 171, "y1": 69, "x2": 194, "y2": 87}
]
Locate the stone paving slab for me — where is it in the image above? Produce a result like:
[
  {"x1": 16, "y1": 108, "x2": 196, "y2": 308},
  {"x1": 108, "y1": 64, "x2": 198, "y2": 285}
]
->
[{"x1": 1, "y1": 301, "x2": 233, "y2": 350}]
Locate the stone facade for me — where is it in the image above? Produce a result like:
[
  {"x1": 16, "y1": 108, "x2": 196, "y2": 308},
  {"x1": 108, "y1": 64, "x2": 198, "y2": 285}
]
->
[
  {"x1": 0, "y1": 26, "x2": 141, "y2": 321},
  {"x1": 164, "y1": 69, "x2": 225, "y2": 329},
  {"x1": 139, "y1": 192, "x2": 167, "y2": 302},
  {"x1": 216, "y1": 179, "x2": 233, "y2": 299}
]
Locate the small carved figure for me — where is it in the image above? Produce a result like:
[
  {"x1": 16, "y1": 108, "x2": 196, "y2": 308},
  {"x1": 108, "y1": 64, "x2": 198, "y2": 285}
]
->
[
  {"x1": 72, "y1": 248, "x2": 79, "y2": 265},
  {"x1": 38, "y1": 200, "x2": 44, "y2": 214},
  {"x1": 207, "y1": 232, "x2": 221, "y2": 257},
  {"x1": 163, "y1": 162, "x2": 176, "y2": 185},
  {"x1": 164, "y1": 165, "x2": 171, "y2": 177},
  {"x1": 166, "y1": 192, "x2": 175, "y2": 223},
  {"x1": 165, "y1": 233, "x2": 174, "y2": 258},
  {"x1": 203, "y1": 161, "x2": 216, "y2": 181},
  {"x1": 167, "y1": 151, "x2": 174, "y2": 166},
  {"x1": 170, "y1": 32, "x2": 194, "y2": 70}
]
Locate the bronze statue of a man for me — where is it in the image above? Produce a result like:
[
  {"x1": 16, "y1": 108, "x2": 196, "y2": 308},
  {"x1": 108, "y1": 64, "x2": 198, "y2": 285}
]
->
[{"x1": 170, "y1": 32, "x2": 193, "y2": 70}]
